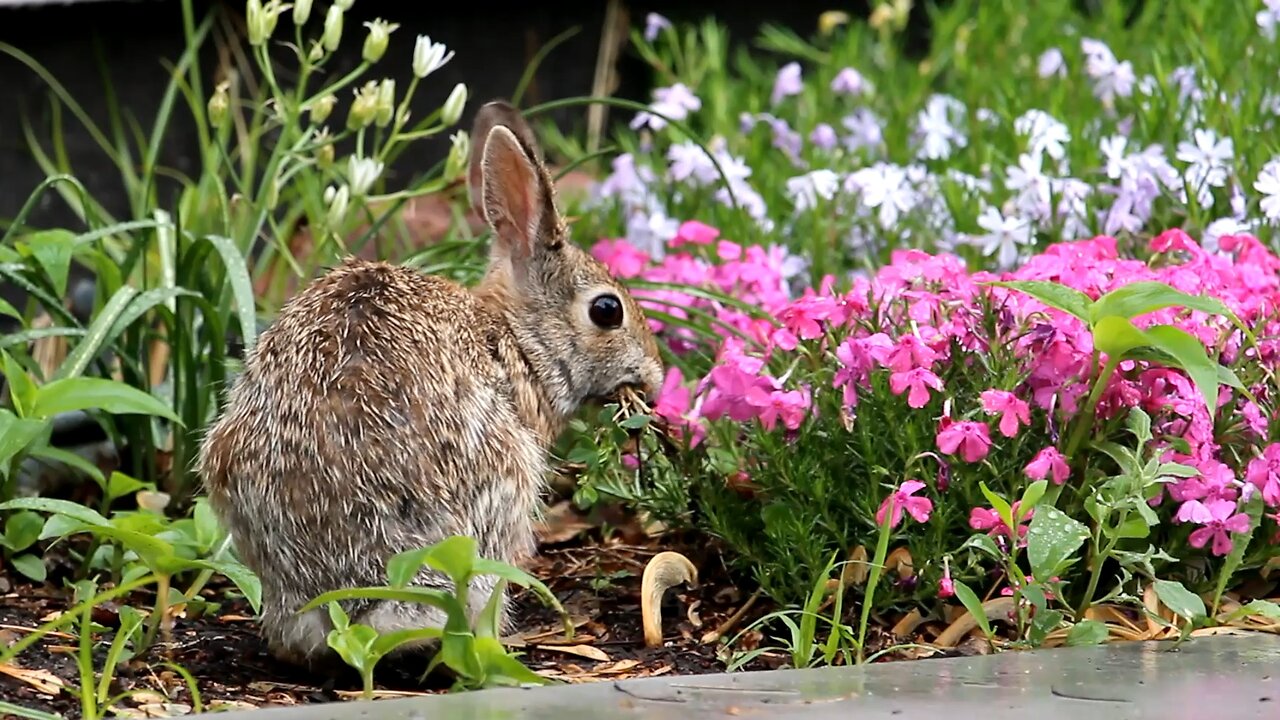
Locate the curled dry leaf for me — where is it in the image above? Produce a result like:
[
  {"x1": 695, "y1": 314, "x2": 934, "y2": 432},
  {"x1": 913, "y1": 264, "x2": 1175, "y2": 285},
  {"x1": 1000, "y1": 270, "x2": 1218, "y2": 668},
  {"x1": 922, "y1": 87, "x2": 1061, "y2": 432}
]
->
[
  {"x1": 844, "y1": 545, "x2": 870, "y2": 585},
  {"x1": 885, "y1": 546, "x2": 914, "y2": 580},
  {"x1": 535, "y1": 644, "x2": 610, "y2": 662},
  {"x1": 0, "y1": 662, "x2": 67, "y2": 695},
  {"x1": 641, "y1": 551, "x2": 698, "y2": 648},
  {"x1": 933, "y1": 596, "x2": 1015, "y2": 648},
  {"x1": 891, "y1": 609, "x2": 925, "y2": 637}
]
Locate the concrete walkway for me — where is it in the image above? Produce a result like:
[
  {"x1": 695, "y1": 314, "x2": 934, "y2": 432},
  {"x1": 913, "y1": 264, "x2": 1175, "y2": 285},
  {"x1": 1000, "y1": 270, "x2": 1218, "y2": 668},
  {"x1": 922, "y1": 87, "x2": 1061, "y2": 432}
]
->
[{"x1": 214, "y1": 634, "x2": 1279, "y2": 719}]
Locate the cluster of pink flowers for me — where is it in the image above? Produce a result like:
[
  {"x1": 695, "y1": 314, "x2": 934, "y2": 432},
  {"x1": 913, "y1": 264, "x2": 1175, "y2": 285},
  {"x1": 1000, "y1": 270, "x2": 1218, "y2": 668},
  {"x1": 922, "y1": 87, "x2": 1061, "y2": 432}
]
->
[{"x1": 594, "y1": 223, "x2": 1280, "y2": 561}]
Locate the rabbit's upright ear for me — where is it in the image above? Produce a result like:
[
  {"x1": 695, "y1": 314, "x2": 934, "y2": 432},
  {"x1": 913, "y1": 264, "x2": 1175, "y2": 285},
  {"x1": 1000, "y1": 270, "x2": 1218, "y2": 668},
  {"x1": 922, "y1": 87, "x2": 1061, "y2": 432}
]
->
[{"x1": 468, "y1": 100, "x2": 560, "y2": 270}]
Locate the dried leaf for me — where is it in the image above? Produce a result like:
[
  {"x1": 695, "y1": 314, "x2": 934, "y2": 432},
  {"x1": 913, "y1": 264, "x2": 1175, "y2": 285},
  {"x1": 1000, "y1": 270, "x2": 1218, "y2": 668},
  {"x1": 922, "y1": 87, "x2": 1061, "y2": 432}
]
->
[
  {"x1": 534, "y1": 644, "x2": 610, "y2": 662},
  {"x1": 0, "y1": 662, "x2": 67, "y2": 695}
]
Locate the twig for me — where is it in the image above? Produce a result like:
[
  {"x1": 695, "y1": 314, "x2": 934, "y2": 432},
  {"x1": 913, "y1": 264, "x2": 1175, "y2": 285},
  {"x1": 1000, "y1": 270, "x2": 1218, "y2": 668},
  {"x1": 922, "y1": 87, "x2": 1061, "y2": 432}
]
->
[{"x1": 700, "y1": 589, "x2": 761, "y2": 645}]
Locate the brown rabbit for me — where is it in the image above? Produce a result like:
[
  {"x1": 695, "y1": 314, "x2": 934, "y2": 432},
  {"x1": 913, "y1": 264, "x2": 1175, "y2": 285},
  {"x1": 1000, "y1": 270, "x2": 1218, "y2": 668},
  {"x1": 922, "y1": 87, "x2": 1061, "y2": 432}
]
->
[{"x1": 197, "y1": 100, "x2": 664, "y2": 666}]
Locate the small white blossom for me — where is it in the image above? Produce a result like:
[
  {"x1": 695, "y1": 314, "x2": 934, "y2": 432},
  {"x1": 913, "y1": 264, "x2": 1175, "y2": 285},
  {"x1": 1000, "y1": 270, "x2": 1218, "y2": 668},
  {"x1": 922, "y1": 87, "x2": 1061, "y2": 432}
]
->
[
  {"x1": 412, "y1": 35, "x2": 454, "y2": 79},
  {"x1": 1014, "y1": 109, "x2": 1070, "y2": 163},
  {"x1": 1259, "y1": 0, "x2": 1280, "y2": 39},
  {"x1": 346, "y1": 156, "x2": 383, "y2": 196},
  {"x1": 785, "y1": 170, "x2": 841, "y2": 213},
  {"x1": 1037, "y1": 48, "x2": 1066, "y2": 78},
  {"x1": 1176, "y1": 128, "x2": 1233, "y2": 209},
  {"x1": 1006, "y1": 151, "x2": 1054, "y2": 222},
  {"x1": 974, "y1": 205, "x2": 1033, "y2": 268},
  {"x1": 845, "y1": 162, "x2": 919, "y2": 228},
  {"x1": 1254, "y1": 158, "x2": 1280, "y2": 224},
  {"x1": 1081, "y1": 38, "x2": 1135, "y2": 105},
  {"x1": 841, "y1": 109, "x2": 884, "y2": 152},
  {"x1": 913, "y1": 94, "x2": 967, "y2": 161},
  {"x1": 630, "y1": 83, "x2": 702, "y2": 131}
]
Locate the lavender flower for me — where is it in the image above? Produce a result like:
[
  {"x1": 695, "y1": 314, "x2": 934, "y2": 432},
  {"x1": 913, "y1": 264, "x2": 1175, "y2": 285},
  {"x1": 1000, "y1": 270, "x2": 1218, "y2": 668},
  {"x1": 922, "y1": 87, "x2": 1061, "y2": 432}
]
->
[
  {"x1": 631, "y1": 83, "x2": 702, "y2": 131},
  {"x1": 1081, "y1": 38, "x2": 1135, "y2": 105},
  {"x1": 1037, "y1": 48, "x2": 1066, "y2": 78},
  {"x1": 810, "y1": 123, "x2": 838, "y2": 150},
  {"x1": 644, "y1": 12, "x2": 672, "y2": 42},
  {"x1": 842, "y1": 109, "x2": 884, "y2": 152},
  {"x1": 830, "y1": 67, "x2": 870, "y2": 96},
  {"x1": 772, "y1": 62, "x2": 804, "y2": 106}
]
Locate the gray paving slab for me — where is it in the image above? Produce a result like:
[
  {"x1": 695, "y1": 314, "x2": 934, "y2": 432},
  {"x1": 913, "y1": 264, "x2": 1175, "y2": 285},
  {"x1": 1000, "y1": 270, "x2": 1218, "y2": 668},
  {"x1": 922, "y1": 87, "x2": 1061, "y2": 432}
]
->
[{"x1": 212, "y1": 634, "x2": 1280, "y2": 719}]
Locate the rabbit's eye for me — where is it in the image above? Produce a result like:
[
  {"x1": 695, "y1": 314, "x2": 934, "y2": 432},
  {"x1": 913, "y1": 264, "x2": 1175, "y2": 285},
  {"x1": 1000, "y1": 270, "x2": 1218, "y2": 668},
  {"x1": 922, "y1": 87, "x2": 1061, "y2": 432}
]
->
[{"x1": 589, "y1": 294, "x2": 624, "y2": 329}]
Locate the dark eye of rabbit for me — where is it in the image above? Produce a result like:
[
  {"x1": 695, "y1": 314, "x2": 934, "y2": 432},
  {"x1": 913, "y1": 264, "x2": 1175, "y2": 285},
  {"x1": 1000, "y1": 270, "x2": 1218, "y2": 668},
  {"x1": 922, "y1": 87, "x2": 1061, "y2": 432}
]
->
[{"x1": 589, "y1": 294, "x2": 625, "y2": 329}]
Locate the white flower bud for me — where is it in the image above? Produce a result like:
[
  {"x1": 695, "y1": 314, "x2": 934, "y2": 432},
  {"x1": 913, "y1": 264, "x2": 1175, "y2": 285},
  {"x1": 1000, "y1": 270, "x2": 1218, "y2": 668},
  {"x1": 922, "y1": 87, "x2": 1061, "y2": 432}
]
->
[
  {"x1": 412, "y1": 35, "x2": 454, "y2": 79},
  {"x1": 325, "y1": 184, "x2": 350, "y2": 229},
  {"x1": 444, "y1": 131, "x2": 469, "y2": 181},
  {"x1": 347, "y1": 156, "x2": 384, "y2": 197},
  {"x1": 322, "y1": 4, "x2": 343, "y2": 52},
  {"x1": 441, "y1": 83, "x2": 467, "y2": 126},
  {"x1": 362, "y1": 18, "x2": 399, "y2": 64},
  {"x1": 375, "y1": 78, "x2": 395, "y2": 127},
  {"x1": 292, "y1": 0, "x2": 312, "y2": 26}
]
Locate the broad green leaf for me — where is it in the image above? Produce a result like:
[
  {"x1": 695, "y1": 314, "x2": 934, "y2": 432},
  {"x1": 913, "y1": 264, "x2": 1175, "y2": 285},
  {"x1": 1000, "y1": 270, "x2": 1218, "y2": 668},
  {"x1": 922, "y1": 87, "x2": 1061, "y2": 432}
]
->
[
  {"x1": 386, "y1": 547, "x2": 433, "y2": 588},
  {"x1": 23, "y1": 229, "x2": 76, "y2": 298},
  {"x1": 0, "y1": 497, "x2": 109, "y2": 527},
  {"x1": 10, "y1": 553, "x2": 46, "y2": 583},
  {"x1": 193, "y1": 499, "x2": 221, "y2": 551},
  {"x1": 951, "y1": 580, "x2": 994, "y2": 641},
  {"x1": 618, "y1": 414, "x2": 651, "y2": 429},
  {"x1": 195, "y1": 558, "x2": 262, "y2": 615},
  {"x1": 1066, "y1": 619, "x2": 1109, "y2": 646},
  {"x1": 1092, "y1": 315, "x2": 1149, "y2": 357},
  {"x1": 30, "y1": 377, "x2": 181, "y2": 423},
  {"x1": 2, "y1": 351, "x2": 37, "y2": 417},
  {"x1": 0, "y1": 298, "x2": 20, "y2": 321},
  {"x1": 1029, "y1": 608, "x2": 1064, "y2": 646},
  {"x1": 1230, "y1": 600, "x2": 1280, "y2": 622},
  {"x1": 441, "y1": 630, "x2": 483, "y2": 683},
  {"x1": 475, "y1": 636, "x2": 554, "y2": 686},
  {"x1": 1026, "y1": 506, "x2": 1090, "y2": 582},
  {"x1": 1114, "y1": 516, "x2": 1152, "y2": 539},
  {"x1": 52, "y1": 285, "x2": 138, "y2": 381},
  {"x1": 1153, "y1": 580, "x2": 1206, "y2": 622},
  {"x1": 425, "y1": 535, "x2": 480, "y2": 584},
  {"x1": 473, "y1": 558, "x2": 569, "y2": 633},
  {"x1": 1124, "y1": 407, "x2": 1152, "y2": 447},
  {"x1": 1090, "y1": 281, "x2": 1237, "y2": 325},
  {"x1": 372, "y1": 626, "x2": 444, "y2": 656},
  {"x1": 0, "y1": 411, "x2": 47, "y2": 468},
  {"x1": 105, "y1": 471, "x2": 147, "y2": 503},
  {"x1": 1019, "y1": 480, "x2": 1049, "y2": 512},
  {"x1": 985, "y1": 280, "x2": 1092, "y2": 322},
  {"x1": 4, "y1": 510, "x2": 45, "y2": 552},
  {"x1": 959, "y1": 532, "x2": 1002, "y2": 560},
  {"x1": 29, "y1": 445, "x2": 106, "y2": 486},
  {"x1": 1142, "y1": 325, "x2": 1221, "y2": 416}
]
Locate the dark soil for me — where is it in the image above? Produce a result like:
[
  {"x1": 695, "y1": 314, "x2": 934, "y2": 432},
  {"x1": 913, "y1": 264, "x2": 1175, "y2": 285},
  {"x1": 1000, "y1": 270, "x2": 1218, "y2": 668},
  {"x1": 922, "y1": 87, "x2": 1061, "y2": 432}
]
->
[{"x1": 0, "y1": 503, "x2": 810, "y2": 718}]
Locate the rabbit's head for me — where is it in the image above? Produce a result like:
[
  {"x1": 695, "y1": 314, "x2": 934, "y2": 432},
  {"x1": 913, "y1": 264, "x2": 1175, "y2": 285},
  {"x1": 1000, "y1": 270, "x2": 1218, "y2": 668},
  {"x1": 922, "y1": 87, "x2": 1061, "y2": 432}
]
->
[{"x1": 467, "y1": 100, "x2": 664, "y2": 412}]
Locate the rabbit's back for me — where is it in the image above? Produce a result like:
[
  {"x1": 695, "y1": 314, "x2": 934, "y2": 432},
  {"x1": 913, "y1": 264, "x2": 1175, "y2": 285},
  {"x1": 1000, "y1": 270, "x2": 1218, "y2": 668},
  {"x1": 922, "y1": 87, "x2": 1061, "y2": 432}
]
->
[{"x1": 199, "y1": 258, "x2": 547, "y2": 660}]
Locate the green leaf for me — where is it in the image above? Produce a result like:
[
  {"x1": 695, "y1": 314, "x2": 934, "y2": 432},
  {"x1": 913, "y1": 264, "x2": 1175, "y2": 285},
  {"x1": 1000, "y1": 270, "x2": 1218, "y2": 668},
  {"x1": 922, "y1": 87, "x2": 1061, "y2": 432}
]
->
[
  {"x1": 372, "y1": 626, "x2": 444, "y2": 656},
  {"x1": 985, "y1": 280, "x2": 1093, "y2": 322},
  {"x1": 1153, "y1": 580, "x2": 1206, "y2": 622},
  {"x1": 1029, "y1": 608, "x2": 1064, "y2": 646},
  {"x1": 23, "y1": 229, "x2": 76, "y2": 298},
  {"x1": 977, "y1": 482, "x2": 1015, "y2": 536},
  {"x1": 1066, "y1": 619, "x2": 1109, "y2": 646},
  {"x1": 198, "y1": 235, "x2": 259, "y2": 352},
  {"x1": 951, "y1": 580, "x2": 993, "y2": 641},
  {"x1": 424, "y1": 535, "x2": 479, "y2": 585},
  {"x1": 386, "y1": 546, "x2": 433, "y2": 588},
  {"x1": 28, "y1": 445, "x2": 107, "y2": 486},
  {"x1": 1026, "y1": 506, "x2": 1090, "y2": 582},
  {"x1": 0, "y1": 298, "x2": 20, "y2": 322},
  {"x1": 474, "y1": 635, "x2": 554, "y2": 687},
  {"x1": 618, "y1": 414, "x2": 651, "y2": 429},
  {"x1": 52, "y1": 285, "x2": 137, "y2": 381},
  {"x1": 1, "y1": 351, "x2": 37, "y2": 415},
  {"x1": 959, "y1": 532, "x2": 1002, "y2": 560},
  {"x1": 1142, "y1": 325, "x2": 1221, "y2": 416},
  {"x1": 1090, "y1": 281, "x2": 1237, "y2": 325},
  {"x1": 0, "y1": 411, "x2": 47, "y2": 469},
  {"x1": 198, "y1": 558, "x2": 262, "y2": 615},
  {"x1": 4, "y1": 510, "x2": 45, "y2": 552},
  {"x1": 192, "y1": 499, "x2": 221, "y2": 551},
  {"x1": 1019, "y1": 480, "x2": 1049, "y2": 512},
  {"x1": 1092, "y1": 315, "x2": 1149, "y2": 357},
  {"x1": 30, "y1": 377, "x2": 181, "y2": 423},
  {"x1": 0, "y1": 497, "x2": 110, "y2": 527},
  {"x1": 104, "y1": 471, "x2": 147, "y2": 503},
  {"x1": 1114, "y1": 516, "x2": 1152, "y2": 539},
  {"x1": 1124, "y1": 407, "x2": 1152, "y2": 447},
  {"x1": 1230, "y1": 600, "x2": 1280, "y2": 622},
  {"x1": 10, "y1": 553, "x2": 47, "y2": 582},
  {"x1": 298, "y1": 586, "x2": 466, "y2": 618}
]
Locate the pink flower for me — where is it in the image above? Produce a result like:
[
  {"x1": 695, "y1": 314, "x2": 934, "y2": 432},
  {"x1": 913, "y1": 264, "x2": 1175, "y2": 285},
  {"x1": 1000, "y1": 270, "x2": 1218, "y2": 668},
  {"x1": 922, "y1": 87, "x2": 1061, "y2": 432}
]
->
[
  {"x1": 1178, "y1": 499, "x2": 1251, "y2": 556},
  {"x1": 1246, "y1": 444, "x2": 1280, "y2": 507},
  {"x1": 981, "y1": 389, "x2": 1031, "y2": 438},
  {"x1": 1025, "y1": 446, "x2": 1071, "y2": 485},
  {"x1": 654, "y1": 367, "x2": 705, "y2": 447},
  {"x1": 671, "y1": 220, "x2": 719, "y2": 247},
  {"x1": 889, "y1": 368, "x2": 944, "y2": 409},
  {"x1": 590, "y1": 239, "x2": 650, "y2": 277},
  {"x1": 883, "y1": 335, "x2": 939, "y2": 373},
  {"x1": 744, "y1": 385, "x2": 809, "y2": 431},
  {"x1": 970, "y1": 501, "x2": 1035, "y2": 543},
  {"x1": 936, "y1": 420, "x2": 992, "y2": 463},
  {"x1": 875, "y1": 479, "x2": 934, "y2": 529}
]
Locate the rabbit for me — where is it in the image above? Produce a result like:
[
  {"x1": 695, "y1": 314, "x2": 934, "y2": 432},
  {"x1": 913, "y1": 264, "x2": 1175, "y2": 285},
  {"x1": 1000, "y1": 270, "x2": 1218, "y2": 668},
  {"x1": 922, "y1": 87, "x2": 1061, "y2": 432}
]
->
[{"x1": 197, "y1": 99, "x2": 665, "y2": 667}]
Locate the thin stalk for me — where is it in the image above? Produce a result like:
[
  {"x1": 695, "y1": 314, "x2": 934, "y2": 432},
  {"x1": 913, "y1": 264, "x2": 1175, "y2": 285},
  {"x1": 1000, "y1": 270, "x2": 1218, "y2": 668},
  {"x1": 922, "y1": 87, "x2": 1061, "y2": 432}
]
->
[{"x1": 856, "y1": 501, "x2": 895, "y2": 664}]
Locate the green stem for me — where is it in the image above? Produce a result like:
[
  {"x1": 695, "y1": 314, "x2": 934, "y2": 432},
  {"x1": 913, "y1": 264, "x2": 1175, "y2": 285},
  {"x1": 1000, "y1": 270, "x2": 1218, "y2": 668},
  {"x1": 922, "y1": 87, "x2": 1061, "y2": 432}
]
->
[
  {"x1": 140, "y1": 573, "x2": 172, "y2": 654},
  {"x1": 362, "y1": 669, "x2": 374, "y2": 700},
  {"x1": 1050, "y1": 354, "x2": 1119, "y2": 509},
  {"x1": 856, "y1": 501, "x2": 895, "y2": 665}
]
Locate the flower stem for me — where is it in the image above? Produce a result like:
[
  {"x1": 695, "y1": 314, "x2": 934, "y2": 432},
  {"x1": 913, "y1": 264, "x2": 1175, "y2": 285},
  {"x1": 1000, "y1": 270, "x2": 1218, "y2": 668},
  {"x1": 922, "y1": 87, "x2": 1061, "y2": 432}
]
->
[
  {"x1": 856, "y1": 500, "x2": 895, "y2": 664},
  {"x1": 1052, "y1": 354, "x2": 1120, "y2": 509}
]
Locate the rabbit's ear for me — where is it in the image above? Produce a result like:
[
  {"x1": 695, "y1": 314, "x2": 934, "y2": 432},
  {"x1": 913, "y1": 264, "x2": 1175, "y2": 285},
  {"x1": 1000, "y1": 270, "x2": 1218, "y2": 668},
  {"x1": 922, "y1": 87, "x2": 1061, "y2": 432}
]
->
[
  {"x1": 476, "y1": 122, "x2": 559, "y2": 270},
  {"x1": 467, "y1": 100, "x2": 544, "y2": 218}
]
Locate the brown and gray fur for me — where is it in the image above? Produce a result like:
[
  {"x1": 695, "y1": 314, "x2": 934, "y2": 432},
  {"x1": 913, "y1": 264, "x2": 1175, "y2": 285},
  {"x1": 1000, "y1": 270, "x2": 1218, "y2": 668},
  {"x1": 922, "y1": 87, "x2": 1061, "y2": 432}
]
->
[{"x1": 197, "y1": 100, "x2": 664, "y2": 666}]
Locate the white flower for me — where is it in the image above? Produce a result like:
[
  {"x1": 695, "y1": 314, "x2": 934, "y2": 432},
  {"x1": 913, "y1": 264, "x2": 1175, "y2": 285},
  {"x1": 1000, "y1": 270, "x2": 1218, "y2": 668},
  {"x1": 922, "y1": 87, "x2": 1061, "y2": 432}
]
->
[
  {"x1": 324, "y1": 184, "x2": 350, "y2": 228},
  {"x1": 913, "y1": 94, "x2": 967, "y2": 161},
  {"x1": 1037, "y1": 48, "x2": 1066, "y2": 78},
  {"x1": 594, "y1": 153, "x2": 656, "y2": 208},
  {"x1": 1259, "y1": 0, "x2": 1280, "y2": 39},
  {"x1": 412, "y1": 35, "x2": 454, "y2": 79},
  {"x1": 1081, "y1": 38, "x2": 1135, "y2": 105},
  {"x1": 975, "y1": 205, "x2": 1033, "y2": 268},
  {"x1": 785, "y1": 169, "x2": 841, "y2": 213},
  {"x1": 1053, "y1": 177, "x2": 1093, "y2": 240},
  {"x1": 630, "y1": 83, "x2": 702, "y2": 131},
  {"x1": 1254, "y1": 158, "x2": 1280, "y2": 224},
  {"x1": 845, "y1": 162, "x2": 918, "y2": 228},
  {"x1": 625, "y1": 206, "x2": 678, "y2": 258},
  {"x1": 1204, "y1": 217, "x2": 1254, "y2": 253},
  {"x1": 1169, "y1": 65, "x2": 1202, "y2": 104},
  {"x1": 841, "y1": 109, "x2": 884, "y2": 151},
  {"x1": 1014, "y1": 109, "x2": 1070, "y2": 163},
  {"x1": 1176, "y1": 128, "x2": 1233, "y2": 209},
  {"x1": 667, "y1": 141, "x2": 718, "y2": 185},
  {"x1": 346, "y1": 156, "x2": 384, "y2": 196},
  {"x1": 1005, "y1": 151, "x2": 1053, "y2": 222}
]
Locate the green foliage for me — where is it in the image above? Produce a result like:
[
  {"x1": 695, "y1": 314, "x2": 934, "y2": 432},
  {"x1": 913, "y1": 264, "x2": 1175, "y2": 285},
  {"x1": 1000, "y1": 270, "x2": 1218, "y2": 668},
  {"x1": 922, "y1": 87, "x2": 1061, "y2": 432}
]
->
[{"x1": 300, "y1": 536, "x2": 568, "y2": 691}]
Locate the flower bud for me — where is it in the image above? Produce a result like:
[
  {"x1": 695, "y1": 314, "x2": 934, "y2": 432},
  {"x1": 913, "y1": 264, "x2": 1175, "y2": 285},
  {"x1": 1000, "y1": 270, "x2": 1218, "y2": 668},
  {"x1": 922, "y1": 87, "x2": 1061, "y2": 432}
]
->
[
  {"x1": 322, "y1": 4, "x2": 343, "y2": 52},
  {"x1": 346, "y1": 81, "x2": 379, "y2": 130},
  {"x1": 324, "y1": 184, "x2": 350, "y2": 230},
  {"x1": 315, "y1": 140, "x2": 335, "y2": 169},
  {"x1": 308, "y1": 39, "x2": 325, "y2": 62},
  {"x1": 375, "y1": 78, "x2": 395, "y2": 127},
  {"x1": 444, "y1": 131, "x2": 469, "y2": 181},
  {"x1": 412, "y1": 35, "x2": 454, "y2": 79},
  {"x1": 309, "y1": 93, "x2": 336, "y2": 124},
  {"x1": 207, "y1": 80, "x2": 230, "y2": 127},
  {"x1": 361, "y1": 19, "x2": 399, "y2": 64},
  {"x1": 346, "y1": 156, "x2": 384, "y2": 196},
  {"x1": 441, "y1": 82, "x2": 467, "y2": 126},
  {"x1": 334, "y1": 0, "x2": 354, "y2": 9},
  {"x1": 246, "y1": 0, "x2": 287, "y2": 46},
  {"x1": 292, "y1": 0, "x2": 312, "y2": 26}
]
